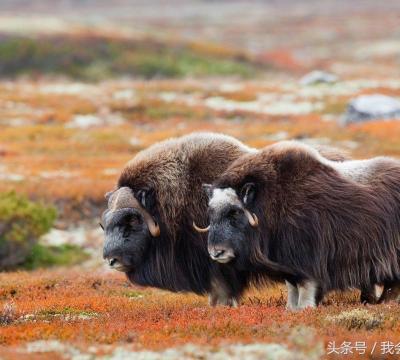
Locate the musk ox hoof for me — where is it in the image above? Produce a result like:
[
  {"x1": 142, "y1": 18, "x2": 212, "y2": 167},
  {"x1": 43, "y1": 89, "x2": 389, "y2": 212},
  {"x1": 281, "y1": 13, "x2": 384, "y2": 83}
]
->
[
  {"x1": 378, "y1": 283, "x2": 400, "y2": 304},
  {"x1": 287, "y1": 302, "x2": 317, "y2": 312},
  {"x1": 285, "y1": 304, "x2": 299, "y2": 312},
  {"x1": 360, "y1": 284, "x2": 384, "y2": 305},
  {"x1": 297, "y1": 302, "x2": 317, "y2": 310},
  {"x1": 208, "y1": 295, "x2": 239, "y2": 307}
]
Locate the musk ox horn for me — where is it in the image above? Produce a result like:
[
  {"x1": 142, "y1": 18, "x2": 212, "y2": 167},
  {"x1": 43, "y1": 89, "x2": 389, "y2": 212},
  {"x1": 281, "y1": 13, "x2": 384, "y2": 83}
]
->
[
  {"x1": 142, "y1": 211, "x2": 160, "y2": 237},
  {"x1": 192, "y1": 221, "x2": 210, "y2": 233},
  {"x1": 244, "y1": 209, "x2": 259, "y2": 227},
  {"x1": 108, "y1": 187, "x2": 160, "y2": 237}
]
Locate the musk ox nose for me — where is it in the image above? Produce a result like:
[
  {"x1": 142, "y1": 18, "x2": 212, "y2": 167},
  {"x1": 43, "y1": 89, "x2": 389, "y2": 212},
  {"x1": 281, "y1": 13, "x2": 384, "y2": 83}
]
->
[
  {"x1": 210, "y1": 248, "x2": 226, "y2": 259},
  {"x1": 103, "y1": 242, "x2": 128, "y2": 272},
  {"x1": 108, "y1": 258, "x2": 118, "y2": 267},
  {"x1": 104, "y1": 254, "x2": 128, "y2": 272},
  {"x1": 208, "y1": 246, "x2": 235, "y2": 264}
]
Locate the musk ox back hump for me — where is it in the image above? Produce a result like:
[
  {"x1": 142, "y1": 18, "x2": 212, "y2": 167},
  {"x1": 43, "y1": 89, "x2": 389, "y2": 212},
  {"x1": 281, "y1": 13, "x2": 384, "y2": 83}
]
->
[{"x1": 118, "y1": 132, "x2": 254, "y2": 235}]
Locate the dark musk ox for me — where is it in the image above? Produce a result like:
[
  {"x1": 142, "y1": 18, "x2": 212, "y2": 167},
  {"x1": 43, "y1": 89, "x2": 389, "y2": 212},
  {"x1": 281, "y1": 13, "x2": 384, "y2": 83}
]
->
[
  {"x1": 203, "y1": 141, "x2": 400, "y2": 309},
  {"x1": 102, "y1": 132, "x2": 352, "y2": 306},
  {"x1": 102, "y1": 132, "x2": 304, "y2": 306}
]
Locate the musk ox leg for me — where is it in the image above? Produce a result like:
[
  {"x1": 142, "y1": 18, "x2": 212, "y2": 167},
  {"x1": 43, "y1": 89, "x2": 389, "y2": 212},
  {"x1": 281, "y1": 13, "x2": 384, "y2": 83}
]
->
[
  {"x1": 209, "y1": 277, "x2": 239, "y2": 307},
  {"x1": 360, "y1": 284, "x2": 384, "y2": 304},
  {"x1": 378, "y1": 281, "x2": 400, "y2": 304},
  {"x1": 297, "y1": 280, "x2": 319, "y2": 309},
  {"x1": 285, "y1": 281, "x2": 299, "y2": 311}
]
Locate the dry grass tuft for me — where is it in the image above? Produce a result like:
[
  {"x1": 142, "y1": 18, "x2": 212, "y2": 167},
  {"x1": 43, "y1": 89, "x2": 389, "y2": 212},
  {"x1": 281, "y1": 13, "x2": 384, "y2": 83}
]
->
[
  {"x1": 0, "y1": 302, "x2": 16, "y2": 326},
  {"x1": 325, "y1": 309, "x2": 383, "y2": 330}
]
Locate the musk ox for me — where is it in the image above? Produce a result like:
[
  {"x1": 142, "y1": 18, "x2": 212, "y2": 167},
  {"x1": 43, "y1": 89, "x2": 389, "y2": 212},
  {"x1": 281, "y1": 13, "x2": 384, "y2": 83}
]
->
[
  {"x1": 203, "y1": 141, "x2": 400, "y2": 309},
  {"x1": 102, "y1": 132, "x2": 300, "y2": 306},
  {"x1": 102, "y1": 132, "x2": 353, "y2": 306}
]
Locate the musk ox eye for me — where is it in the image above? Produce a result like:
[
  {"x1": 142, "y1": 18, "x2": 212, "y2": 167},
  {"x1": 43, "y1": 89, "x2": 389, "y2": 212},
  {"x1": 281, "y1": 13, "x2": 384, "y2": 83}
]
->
[
  {"x1": 120, "y1": 214, "x2": 143, "y2": 238},
  {"x1": 130, "y1": 214, "x2": 142, "y2": 226}
]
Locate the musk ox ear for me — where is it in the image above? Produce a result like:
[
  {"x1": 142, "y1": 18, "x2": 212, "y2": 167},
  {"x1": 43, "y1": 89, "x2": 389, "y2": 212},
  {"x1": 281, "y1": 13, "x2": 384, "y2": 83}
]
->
[
  {"x1": 202, "y1": 184, "x2": 213, "y2": 199},
  {"x1": 135, "y1": 188, "x2": 156, "y2": 213},
  {"x1": 240, "y1": 182, "x2": 256, "y2": 205}
]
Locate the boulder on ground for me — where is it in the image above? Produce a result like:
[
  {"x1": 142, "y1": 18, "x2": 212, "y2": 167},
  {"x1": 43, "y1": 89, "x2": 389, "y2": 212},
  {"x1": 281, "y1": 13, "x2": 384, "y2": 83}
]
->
[{"x1": 343, "y1": 94, "x2": 400, "y2": 124}]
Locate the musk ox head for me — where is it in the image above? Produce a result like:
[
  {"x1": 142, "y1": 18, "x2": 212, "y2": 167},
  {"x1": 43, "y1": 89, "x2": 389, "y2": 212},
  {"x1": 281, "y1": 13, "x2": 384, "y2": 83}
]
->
[
  {"x1": 102, "y1": 187, "x2": 160, "y2": 272},
  {"x1": 194, "y1": 183, "x2": 259, "y2": 266}
]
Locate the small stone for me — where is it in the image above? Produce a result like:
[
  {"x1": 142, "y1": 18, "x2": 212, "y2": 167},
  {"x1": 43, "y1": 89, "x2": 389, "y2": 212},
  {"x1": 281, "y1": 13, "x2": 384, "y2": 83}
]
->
[
  {"x1": 66, "y1": 114, "x2": 103, "y2": 129},
  {"x1": 300, "y1": 70, "x2": 338, "y2": 86},
  {"x1": 113, "y1": 89, "x2": 136, "y2": 101}
]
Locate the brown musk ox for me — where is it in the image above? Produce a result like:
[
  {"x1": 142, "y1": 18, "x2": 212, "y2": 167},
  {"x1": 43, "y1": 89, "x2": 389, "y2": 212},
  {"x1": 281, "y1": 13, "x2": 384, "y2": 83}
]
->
[
  {"x1": 102, "y1": 133, "x2": 351, "y2": 306},
  {"x1": 203, "y1": 141, "x2": 400, "y2": 309}
]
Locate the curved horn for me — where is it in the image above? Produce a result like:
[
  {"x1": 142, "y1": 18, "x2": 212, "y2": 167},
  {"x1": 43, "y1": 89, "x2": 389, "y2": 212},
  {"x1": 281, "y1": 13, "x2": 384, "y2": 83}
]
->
[
  {"x1": 244, "y1": 209, "x2": 259, "y2": 227},
  {"x1": 193, "y1": 221, "x2": 210, "y2": 233},
  {"x1": 108, "y1": 186, "x2": 161, "y2": 237},
  {"x1": 142, "y1": 212, "x2": 160, "y2": 237}
]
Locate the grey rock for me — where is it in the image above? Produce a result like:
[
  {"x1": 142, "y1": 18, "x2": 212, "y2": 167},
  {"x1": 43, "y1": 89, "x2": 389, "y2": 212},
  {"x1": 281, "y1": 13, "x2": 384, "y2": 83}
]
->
[
  {"x1": 343, "y1": 94, "x2": 400, "y2": 124},
  {"x1": 300, "y1": 70, "x2": 338, "y2": 86}
]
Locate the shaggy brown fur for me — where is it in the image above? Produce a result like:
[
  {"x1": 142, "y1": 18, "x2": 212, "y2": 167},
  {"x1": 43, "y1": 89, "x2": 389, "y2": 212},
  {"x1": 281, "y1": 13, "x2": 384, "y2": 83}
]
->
[
  {"x1": 115, "y1": 133, "x2": 257, "y2": 303},
  {"x1": 119, "y1": 133, "x2": 250, "y2": 236},
  {"x1": 211, "y1": 141, "x2": 400, "y2": 304},
  {"x1": 106, "y1": 133, "x2": 352, "y2": 305}
]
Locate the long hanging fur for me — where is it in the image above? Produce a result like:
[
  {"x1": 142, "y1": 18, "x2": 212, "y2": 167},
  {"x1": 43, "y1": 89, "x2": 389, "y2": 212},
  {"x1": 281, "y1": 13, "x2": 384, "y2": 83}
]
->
[
  {"x1": 213, "y1": 141, "x2": 400, "y2": 294},
  {"x1": 114, "y1": 134, "x2": 347, "y2": 298},
  {"x1": 117, "y1": 132, "x2": 254, "y2": 294}
]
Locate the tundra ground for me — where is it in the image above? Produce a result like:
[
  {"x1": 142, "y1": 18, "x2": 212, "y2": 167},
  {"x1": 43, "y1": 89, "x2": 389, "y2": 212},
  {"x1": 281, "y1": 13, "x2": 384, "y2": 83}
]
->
[
  {"x1": 1, "y1": 1, "x2": 400, "y2": 358},
  {"x1": 1, "y1": 76, "x2": 400, "y2": 359},
  {"x1": 1, "y1": 270, "x2": 400, "y2": 359}
]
